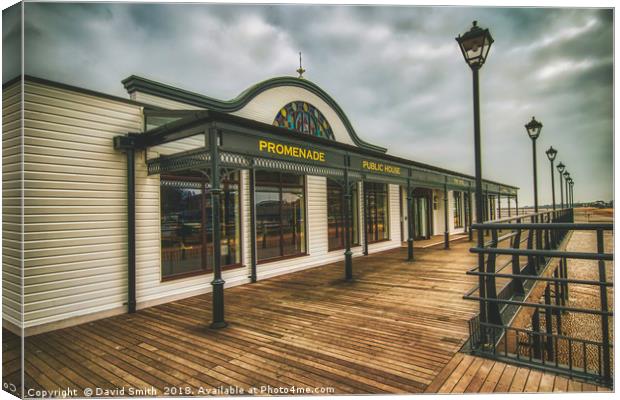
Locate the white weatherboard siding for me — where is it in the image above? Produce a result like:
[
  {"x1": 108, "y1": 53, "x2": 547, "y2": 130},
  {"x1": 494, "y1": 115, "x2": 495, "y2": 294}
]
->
[
  {"x1": 130, "y1": 84, "x2": 357, "y2": 147},
  {"x1": 22, "y1": 81, "x2": 143, "y2": 330},
  {"x1": 3, "y1": 82, "x2": 23, "y2": 331}
]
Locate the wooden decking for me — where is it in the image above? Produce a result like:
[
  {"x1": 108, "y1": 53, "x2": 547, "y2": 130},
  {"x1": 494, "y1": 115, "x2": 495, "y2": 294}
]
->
[
  {"x1": 426, "y1": 353, "x2": 607, "y2": 393},
  {"x1": 6, "y1": 241, "x2": 604, "y2": 395}
]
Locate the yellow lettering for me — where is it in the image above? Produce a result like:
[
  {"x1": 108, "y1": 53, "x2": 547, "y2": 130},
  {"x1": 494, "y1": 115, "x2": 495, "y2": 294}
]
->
[
  {"x1": 362, "y1": 160, "x2": 401, "y2": 175},
  {"x1": 257, "y1": 139, "x2": 326, "y2": 163}
]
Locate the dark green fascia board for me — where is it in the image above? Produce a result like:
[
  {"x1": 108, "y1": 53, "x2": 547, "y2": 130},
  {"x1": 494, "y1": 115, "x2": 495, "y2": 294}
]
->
[
  {"x1": 121, "y1": 74, "x2": 387, "y2": 153},
  {"x1": 132, "y1": 109, "x2": 518, "y2": 191}
]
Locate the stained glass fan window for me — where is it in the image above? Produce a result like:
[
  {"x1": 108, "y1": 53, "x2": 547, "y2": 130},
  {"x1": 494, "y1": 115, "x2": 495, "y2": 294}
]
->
[{"x1": 273, "y1": 101, "x2": 335, "y2": 140}]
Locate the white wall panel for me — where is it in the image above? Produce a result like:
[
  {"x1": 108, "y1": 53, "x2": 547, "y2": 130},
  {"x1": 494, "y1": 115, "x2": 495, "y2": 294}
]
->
[
  {"x1": 22, "y1": 81, "x2": 142, "y2": 328},
  {"x1": 2, "y1": 82, "x2": 23, "y2": 328}
]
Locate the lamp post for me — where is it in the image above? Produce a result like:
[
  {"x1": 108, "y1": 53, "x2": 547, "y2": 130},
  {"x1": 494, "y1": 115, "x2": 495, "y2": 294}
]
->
[
  {"x1": 545, "y1": 146, "x2": 557, "y2": 211},
  {"x1": 456, "y1": 21, "x2": 497, "y2": 325},
  {"x1": 568, "y1": 178, "x2": 574, "y2": 207},
  {"x1": 557, "y1": 162, "x2": 565, "y2": 209},
  {"x1": 563, "y1": 171, "x2": 570, "y2": 208},
  {"x1": 525, "y1": 117, "x2": 543, "y2": 213}
]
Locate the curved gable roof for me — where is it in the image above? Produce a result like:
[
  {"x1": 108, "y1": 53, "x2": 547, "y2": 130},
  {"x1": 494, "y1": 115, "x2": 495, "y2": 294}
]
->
[{"x1": 122, "y1": 75, "x2": 387, "y2": 153}]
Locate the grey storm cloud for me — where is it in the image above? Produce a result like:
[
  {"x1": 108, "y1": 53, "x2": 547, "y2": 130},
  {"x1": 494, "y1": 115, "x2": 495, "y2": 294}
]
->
[{"x1": 4, "y1": 3, "x2": 614, "y2": 206}]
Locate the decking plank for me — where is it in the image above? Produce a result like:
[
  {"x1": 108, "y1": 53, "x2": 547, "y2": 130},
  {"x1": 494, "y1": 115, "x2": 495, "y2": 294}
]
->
[{"x1": 15, "y1": 242, "x2": 604, "y2": 394}]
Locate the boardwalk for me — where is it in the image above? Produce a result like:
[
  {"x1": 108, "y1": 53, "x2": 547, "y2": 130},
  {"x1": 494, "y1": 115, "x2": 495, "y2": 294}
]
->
[{"x1": 5, "y1": 239, "x2": 605, "y2": 396}]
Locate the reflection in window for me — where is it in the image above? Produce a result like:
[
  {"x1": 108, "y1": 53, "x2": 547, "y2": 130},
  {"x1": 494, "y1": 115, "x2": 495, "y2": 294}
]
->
[
  {"x1": 364, "y1": 182, "x2": 389, "y2": 243},
  {"x1": 453, "y1": 191, "x2": 463, "y2": 228},
  {"x1": 160, "y1": 173, "x2": 241, "y2": 279},
  {"x1": 255, "y1": 171, "x2": 306, "y2": 261},
  {"x1": 327, "y1": 179, "x2": 359, "y2": 251}
]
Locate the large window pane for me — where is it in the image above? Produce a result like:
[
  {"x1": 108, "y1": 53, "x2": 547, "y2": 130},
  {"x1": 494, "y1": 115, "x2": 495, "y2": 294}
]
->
[
  {"x1": 364, "y1": 182, "x2": 389, "y2": 243},
  {"x1": 453, "y1": 191, "x2": 463, "y2": 228},
  {"x1": 255, "y1": 171, "x2": 306, "y2": 262},
  {"x1": 161, "y1": 183, "x2": 203, "y2": 277},
  {"x1": 327, "y1": 180, "x2": 360, "y2": 251},
  {"x1": 282, "y1": 188, "x2": 305, "y2": 256},
  {"x1": 160, "y1": 173, "x2": 241, "y2": 280}
]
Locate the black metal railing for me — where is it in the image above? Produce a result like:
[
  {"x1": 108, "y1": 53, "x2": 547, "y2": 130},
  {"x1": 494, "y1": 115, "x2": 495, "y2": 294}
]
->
[{"x1": 463, "y1": 209, "x2": 614, "y2": 387}]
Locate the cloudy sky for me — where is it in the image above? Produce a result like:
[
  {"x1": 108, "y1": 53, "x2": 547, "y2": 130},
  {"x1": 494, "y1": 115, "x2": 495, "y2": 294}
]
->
[{"x1": 3, "y1": 2, "x2": 614, "y2": 206}]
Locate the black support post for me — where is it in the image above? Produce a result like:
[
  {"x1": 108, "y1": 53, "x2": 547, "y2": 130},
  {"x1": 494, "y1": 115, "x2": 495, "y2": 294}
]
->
[
  {"x1": 443, "y1": 182, "x2": 449, "y2": 249},
  {"x1": 363, "y1": 182, "x2": 369, "y2": 256},
  {"x1": 249, "y1": 165, "x2": 257, "y2": 283},
  {"x1": 559, "y1": 171, "x2": 564, "y2": 209},
  {"x1": 406, "y1": 180, "x2": 414, "y2": 261},
  {"x1": 497, "y1": 193, "x2": 501, "y2": 219},
  {"x1": 515, "y1": 194, "x2": 519, "y2": 216},
  {"x1": 550, "y1": 159, "x2": 556, "y2": 211},
  {"x1": 544, "y1": 285, "x2": 554, "y2": 359},
  {"x1": 507, "y1": 195, "x2": 511, "y2": 217},
  {"x1": 472, "y1": 66, "x2": 487, "y2": 332},
  {"x1": 209, "y1": 127, "x2": 227, "y2": 329},
  {"x1": 597, "y1": 229, "x2": 611, "y2": 384},
  {"x1": 532, "y1": 139, "x2": 539, "y2": 213},
  {"x1": 343, "y1": 165, "x2": 353, "y2": 281},
  {"x1": 126, "y1": 148, "x2": 136, "y2": 314},
  {"x1": 113, "y1": 135, "x2": 137, "y2": 314},
  {"x1": 468, "y1": 188, "x2": 473, "y2": 241}
]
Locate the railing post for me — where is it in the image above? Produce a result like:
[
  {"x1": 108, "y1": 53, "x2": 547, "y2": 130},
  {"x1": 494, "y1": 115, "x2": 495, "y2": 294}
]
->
[
  {"x1": 596, "y1": 229, "x2": 611, "y2": 384},
  {"x1": 526, "y1": 220, "x2": 536, "y2": 274},
  {"x1": 562, "y1": 257, "x2": 569, "y2": 303},
  {"x1": 511, "y1": 227, "x2": 524, "y2": 295},
  {"x1": 485, "y1": 229, "x2": 502, "y2": 325},
  {"x1": 544, "y1": 285, "x2": 554, "y2": 359},
  {"x1": 553, "y1": 267, "x2": 562, "y2": 334},
  {"x1": 532, "y1": 307, "x2": 542, "y2": 359}
]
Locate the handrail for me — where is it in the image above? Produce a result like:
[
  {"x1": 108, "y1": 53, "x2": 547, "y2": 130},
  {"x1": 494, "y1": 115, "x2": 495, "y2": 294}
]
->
[
  {"x1": 464, "y1": 207, "x2": 614, "y2": 387},
  {"x1": 473, "y1": 222, "x2": 612, "y2": 230}
]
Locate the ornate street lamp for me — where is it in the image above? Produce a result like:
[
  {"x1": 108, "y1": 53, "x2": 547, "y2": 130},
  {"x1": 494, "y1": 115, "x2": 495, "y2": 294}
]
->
[
  {"x1": 557, "y1": 162, "x2": 565, "y2": 209},
  {"x1": 545, "y1": 146, "x2": 558, "y2": 211},
  {"x1": 456, "y1": 21, "x2": 497, "y2": 326},
  {"x1": 568, "y1": 178, "x2": 575, "y2": 207},
  {"x1": 525, "y1": 117, "x2": 543, "y2": 213},
  {"x1": 563, "y1": 171, "x2": 571, "y2": 208}
]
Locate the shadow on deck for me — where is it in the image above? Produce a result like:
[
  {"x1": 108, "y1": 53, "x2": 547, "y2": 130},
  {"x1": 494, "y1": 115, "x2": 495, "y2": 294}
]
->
[{"x1": 4, "y1": 240, "x2": 605, "y2": 396}]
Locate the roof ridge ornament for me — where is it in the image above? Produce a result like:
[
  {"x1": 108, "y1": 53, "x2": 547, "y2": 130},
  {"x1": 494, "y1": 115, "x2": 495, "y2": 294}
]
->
[{"x1": 296, "y1": 52, "x2": 306, "y2": 79}]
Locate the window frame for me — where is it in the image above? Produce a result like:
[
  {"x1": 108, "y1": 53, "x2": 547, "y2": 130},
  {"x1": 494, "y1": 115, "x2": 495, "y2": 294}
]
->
[
  {"x1": 326, "y1": 179, "x2": 360, "y2": 252},
  {"x1": 453, "y1": 191, "x2": 464, "y2": 229},
  {"x1": 159, "y1": 173, "x2": 243, "y2": 282},
  {"x1": 255, "y1": 171, "x2": 308, "y2": 264},
  {"x1": 364, "y1": 182, "x2": 390, "y2": 244}
]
